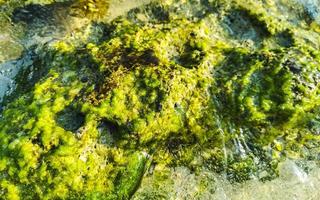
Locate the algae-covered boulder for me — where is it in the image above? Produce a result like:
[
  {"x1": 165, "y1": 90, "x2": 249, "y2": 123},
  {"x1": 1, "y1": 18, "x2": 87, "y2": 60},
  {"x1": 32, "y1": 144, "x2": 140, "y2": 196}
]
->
[{"x1": 1, "y1": 0, "x2": 320, "y2": 199}]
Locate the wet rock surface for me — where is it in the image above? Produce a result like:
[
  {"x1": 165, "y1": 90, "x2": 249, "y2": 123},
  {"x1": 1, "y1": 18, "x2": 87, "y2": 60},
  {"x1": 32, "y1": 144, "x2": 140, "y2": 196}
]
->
[{"x1": 1, "y1": 0, "x2": 320, "y2": 199}]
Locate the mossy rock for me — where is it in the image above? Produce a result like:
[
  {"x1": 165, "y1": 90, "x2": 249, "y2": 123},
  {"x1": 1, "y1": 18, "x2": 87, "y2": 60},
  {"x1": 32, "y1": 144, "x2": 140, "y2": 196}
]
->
[{"x1": 1, "y1": 0, "x2": 320, "y2": 199}]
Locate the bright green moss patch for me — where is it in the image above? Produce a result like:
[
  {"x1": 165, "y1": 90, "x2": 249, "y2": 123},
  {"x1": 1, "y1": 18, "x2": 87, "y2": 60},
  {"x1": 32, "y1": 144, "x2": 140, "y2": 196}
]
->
[
  {"x1": 2, "y1": 0, "x2": 320, "y2": 199},
  {"x1": 215, "y1": 47, "x2": 320, "y2": 127}
]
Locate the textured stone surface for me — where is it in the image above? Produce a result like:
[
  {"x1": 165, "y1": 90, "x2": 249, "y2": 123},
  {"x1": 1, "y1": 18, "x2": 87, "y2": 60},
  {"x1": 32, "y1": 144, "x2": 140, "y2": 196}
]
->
[{"x1": 1, "y1": 0, "x2": 320, "y2": 199}]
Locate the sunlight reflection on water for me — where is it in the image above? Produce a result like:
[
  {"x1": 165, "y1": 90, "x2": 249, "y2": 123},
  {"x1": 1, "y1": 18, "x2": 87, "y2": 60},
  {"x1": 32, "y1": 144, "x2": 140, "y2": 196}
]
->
[{"x1": 134, "y1": 160, "x2": 320, "y2": 200}]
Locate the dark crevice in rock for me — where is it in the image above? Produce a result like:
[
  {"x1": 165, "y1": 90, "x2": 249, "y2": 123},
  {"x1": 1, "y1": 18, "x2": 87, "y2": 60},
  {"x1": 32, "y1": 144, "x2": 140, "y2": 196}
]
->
[
  {"x1": 275, "y1": 29, "x2": 295, "y2": 48},
  {"x1": 56, "y1": 105, "x2": 85, "y2": 132},
  {"x1": 222, "y1": 9, "x2": 270, "y2": 45}
]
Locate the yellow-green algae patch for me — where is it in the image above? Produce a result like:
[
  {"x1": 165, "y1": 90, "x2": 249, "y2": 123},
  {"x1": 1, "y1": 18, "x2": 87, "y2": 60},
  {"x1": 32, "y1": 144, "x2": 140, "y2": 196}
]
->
[{"x1": 1, "y1": 0, "x2": 320, "y2": 199}]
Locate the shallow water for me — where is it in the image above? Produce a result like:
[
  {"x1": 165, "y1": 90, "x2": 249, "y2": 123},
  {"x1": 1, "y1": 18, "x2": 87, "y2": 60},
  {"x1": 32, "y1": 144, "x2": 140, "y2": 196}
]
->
[
  {"x1": 215, "y1": 160, "x2": 320, "y2": 200},
  {"x1": 133, "y1": 160, "x2": 320, "y2": 200}
]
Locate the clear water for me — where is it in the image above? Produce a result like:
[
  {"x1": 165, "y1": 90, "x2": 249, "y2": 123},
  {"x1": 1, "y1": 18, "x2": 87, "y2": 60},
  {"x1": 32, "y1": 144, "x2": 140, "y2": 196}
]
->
[
  {"x1": 133, "y1": 160, "x2": 320, "y2": 199},
  {"x1": 214, "y1": 160, "x2": 320, "y2": 200}
]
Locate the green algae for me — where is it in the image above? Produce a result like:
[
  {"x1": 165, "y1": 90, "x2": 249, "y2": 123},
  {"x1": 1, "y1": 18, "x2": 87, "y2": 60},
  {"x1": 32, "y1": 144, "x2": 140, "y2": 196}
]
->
[{"x1": 1, "y1": 0, "x2": 320, "y2": 199}]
